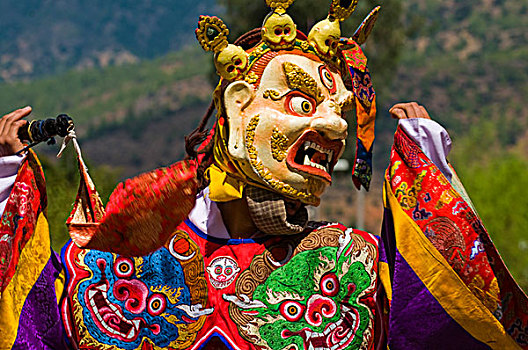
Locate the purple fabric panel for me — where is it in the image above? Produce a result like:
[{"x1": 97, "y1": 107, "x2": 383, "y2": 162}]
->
[
  {"x1": 379, "y1": 207, "x2": 396, "y2": 265},
  {"x1": 388, "y1": 250, "x2": 490, "y2": 350},
  {"x1": 12, "y1": 251, "x2": 68, "y2": 350}
]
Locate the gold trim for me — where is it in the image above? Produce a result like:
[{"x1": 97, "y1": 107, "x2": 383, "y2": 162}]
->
[
  {"x1": 299, "y1": 40, "x2": 312, "y2": 52},
  {"x1": 263, "y1": 89, "x2": 284, "y2": 100},
  {"x1": 0, "y1": 213, "x2": 51, "y2": 349},
  {"x1": 245, "y1": 72, "x2": 259, "y2": 84},
  {"x1": 330, "y1": 0, "x2": 359, "y2": 21},
  {"x1": 270, "y1": 128, "x2": 289, "y2": 162},
  {"x1": 27, "y1": 120, "x2": 36, "y2": 142},
  {"x1": 245, "y1": 115, "x2": 318, "y2": 204},
  {"x1": 196, "y1": 15, "x2": 229, "y2": 52},
  {"x1": 384, "y1": 180, "x2": 520, "y2": 349},
  {"x1": 265, "y1": 0, "x2": 295, "y2": 14}
]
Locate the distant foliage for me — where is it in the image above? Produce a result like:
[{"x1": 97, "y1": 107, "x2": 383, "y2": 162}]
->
[
  {"x1": 390, "y1": 0, "x2": 528, "y2": 147},
  {"x1": 390, "y1": 0, "x2": 528, "y2": 292},
  {"x1": 0, "y1": 49, "x2": 210, "y2": 129},
  {"x1": 450, "y1": 122, "x2": 528, "y2": 292},
  {"x1": 0, "y1": 47, "x2": 213, "y2": 178}
]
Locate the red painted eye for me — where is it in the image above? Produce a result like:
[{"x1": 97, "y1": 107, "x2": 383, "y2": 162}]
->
[
  {"x1": 214, "y1": 266, "x2": 222, "y2": 275},
  {"x1": 234, "y1": 58, "x2": 242, "y2": 66},
  {"x1": 286, "y1": 93, "x2": 316, "y2": 117},
  {"x1": 280, "y1": 301, "x2": 304, "y2": 322},
  {"x1": 284, "y1": 27, "x2": 291, "y2": 35},
  {"x1": 275, "y1": 28, "x2": 283, "y2": 35},
  {"x1": 114, "y1": 257, "x2": 134, "y2": 278},
  {"x1": 320, "y1": 272, "x2": 339, "y2": 297},
  {"x1": 147, "y1": 294, "x2": 166, "y2": 316},
  {"x1": 225, "y1": 267, "x2": 233, "y2": 275}
]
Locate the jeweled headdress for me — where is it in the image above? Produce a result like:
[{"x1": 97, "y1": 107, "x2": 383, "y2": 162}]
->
[{"x1": 195, "y1": 0, "x2": 380, "y2": 205}]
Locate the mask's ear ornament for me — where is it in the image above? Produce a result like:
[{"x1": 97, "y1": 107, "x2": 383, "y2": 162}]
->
[
  {"x1": 196, "y1": 15, "x2": 249, "y2": 82},
  {"x1": 261, "y1": 0, "x2": 297, "y2": 50}
]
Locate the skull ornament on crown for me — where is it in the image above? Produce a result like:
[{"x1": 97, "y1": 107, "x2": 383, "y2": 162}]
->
[
  {"x1": 195, "y1": 0, "x2": 380, "y2": 207},
  {"x1": 261, "y1": 11, "x2": 297, "y2": 50}
]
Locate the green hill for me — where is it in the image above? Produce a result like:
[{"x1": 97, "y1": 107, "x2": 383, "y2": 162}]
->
[
  {"x1": 0, "y1": 47, "x2": 213, "y2": 176},
  {"x1": 0, "y1": 46, "x2": 215, "y2": 250},
  {"x1": 0, "y1": 0, "x2": 216, "y2": 81},
  {"x1": 389, "y1": 0, "x2": 528, "y2": 145},
  {"x1": 388, "y1": 0, "x2": 528, "y2": 289}
]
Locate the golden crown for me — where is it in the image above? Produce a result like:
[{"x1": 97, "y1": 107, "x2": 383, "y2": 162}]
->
[{"x1": 195, "y1": 0, "x2": 380, "y2": 83}]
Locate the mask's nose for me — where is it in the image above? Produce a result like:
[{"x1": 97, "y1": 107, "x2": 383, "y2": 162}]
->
[
  {"x1": 113, "y1": 279, "x2": 149, "y2": 314},
  {"x1": 310, "y1": 102, "x2": 348, "y2": 140}
]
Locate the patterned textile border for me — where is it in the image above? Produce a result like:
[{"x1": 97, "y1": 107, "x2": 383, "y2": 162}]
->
[
  {"x1": 384, "y1": 181, "x2": 519, "y2": 348},
  {"x1": 0, "y1": 151, "x2": 63, "y2": 349},
  {"x1": 381, "y1": 125, "x2": 526, "y2": 349},
  {"x1": 0, "y1": 212, "x2": 57, "y2": 348},
  {"x1": 0, "y1": 151, "x2": 46, "y2": 292}
]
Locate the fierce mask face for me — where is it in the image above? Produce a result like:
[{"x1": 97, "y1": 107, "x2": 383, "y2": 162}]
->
[
  {"x1": 223, "y1": 53, "x2": 353, "y2": 205},
  {"x1": 196, "y1": 1, "x2": 378, "y2": 205}
]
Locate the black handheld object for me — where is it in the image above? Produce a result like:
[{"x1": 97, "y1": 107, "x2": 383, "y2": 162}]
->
[{"x1": 18, "y1": 114, "x2": 73, "y2": 144}]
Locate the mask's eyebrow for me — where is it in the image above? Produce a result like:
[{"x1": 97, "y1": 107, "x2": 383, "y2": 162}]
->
[{"x1": 282, "y1": 62, "x2": 324, "y2": 104}]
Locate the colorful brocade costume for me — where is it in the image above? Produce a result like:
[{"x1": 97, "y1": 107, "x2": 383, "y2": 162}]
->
[
  {"x1": 380, "y1": 122, "x2": 528, "y2": 349},
  {"x1": 0, "y1": 120, "x2": 527, "y2": 349},
  {"x1": 0, "y1": 151, "x2": 67, "y2": 349},
  {"x1": 56, "y1": 119, "x2": 528, "y2": 350},
  {"x1": 1, "y1": 0, "x2": 527, "y2": 348},
  {"x1": 61, "y1": 218, "x2": 381, "y2": 350}
]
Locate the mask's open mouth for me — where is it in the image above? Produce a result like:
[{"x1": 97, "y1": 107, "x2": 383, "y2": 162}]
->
[
  {"x1": 84, "y1": 259, "x2": 160, "y2": 342},
  {"x1": 287, "y1": 130, "x2": 343, "y2": 183}
]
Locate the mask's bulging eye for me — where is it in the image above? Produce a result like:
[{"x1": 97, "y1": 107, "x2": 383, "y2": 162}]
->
[
  {"x1": 114, "y1": 257, "x2": 134, "y2": 278},
  {"x1": 319, "y1": 66, "x2": 336, "y2": 94},
  {"x1": 320, "y1": 272, "x2": 339, "y2": 297},
  {"x1": 287, "y1": 95, "x2": 315, "y2": 116},
  {"x1": 225, "y1": 266, "x2": 233, "y2": 275},
  {"x1": 280, "y1": 300, "x2": 305, "y2": 322},
  {"x1": 148, "y1": 294, "x2": 166, "y2": 316},
  {"x1": 214, "y1": 265, "x2": 223, "y2": 275}
]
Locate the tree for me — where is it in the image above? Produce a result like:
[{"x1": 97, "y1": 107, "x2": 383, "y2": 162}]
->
[{"x1": 450, "y1": 122, "x2": 528, "y2": 291}]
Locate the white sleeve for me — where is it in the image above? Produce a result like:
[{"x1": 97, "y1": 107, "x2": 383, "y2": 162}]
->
[
  {"x1": 0, "y1": 154, "x2": 26, "y2": 217},
  {"x1": 398, "y1": 118, "x2": 453, "y2": 182}
]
